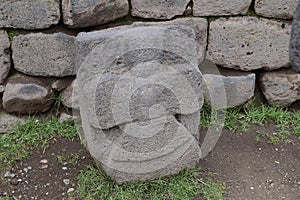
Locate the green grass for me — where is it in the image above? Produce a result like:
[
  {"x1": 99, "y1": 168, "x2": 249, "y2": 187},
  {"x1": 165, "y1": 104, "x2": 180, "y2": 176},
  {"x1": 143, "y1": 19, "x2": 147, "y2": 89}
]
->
[
  {"x1": 7, "y1": 29, "x2": 18, "y2": 43},
  {"x1": 75, "y1": 165, "x2": 225, "y2": 200},
  {"x1": 0, "y1": 118, "x2": 77, "y2": 170},
  {"x1": 201, "y1": 103, "x2": 300, "y2": 144},
  {"x1": 56, "y1": 153, "x2": 80, "y2": 165}
]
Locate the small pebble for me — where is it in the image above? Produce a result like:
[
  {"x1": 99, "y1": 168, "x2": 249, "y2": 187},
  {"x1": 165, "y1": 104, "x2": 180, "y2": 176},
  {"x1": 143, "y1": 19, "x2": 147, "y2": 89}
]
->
[
  {"x1": 27, "y1": 166, "x2": 32, "y2": 170},
  {"x1": 275, "y1": 161, "x2": 280, "y2": 164},
  {"x1": 63, "y1": 179, "x2": 70, "y2": 185},
  {"x1": 250, "y1": 187, "x2": 254, "y2": 190},
  {"x1": 10, "y1": 178, "x2": 19, "y2": 185},
  {"x1": 4, "y1": 171, "x2": 15, "y2": 178},
  {"x1": 40, "y1": 165, "x2": 48, "y2": 169},
  {"x1": 62, "y1": 167, "x2": 68, "y2": 170},
  {"x1": 40, "y1": 159, "x2": 48, "y2": 164},
  {"x1": 67, "y1": 188, "x2": 75, "y2": 193}
]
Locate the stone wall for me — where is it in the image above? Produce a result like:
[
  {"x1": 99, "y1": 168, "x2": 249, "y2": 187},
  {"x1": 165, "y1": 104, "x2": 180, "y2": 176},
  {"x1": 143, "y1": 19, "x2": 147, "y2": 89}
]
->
[{"x1": 0, "y1": 0, "x2": 299, "y2": 131}]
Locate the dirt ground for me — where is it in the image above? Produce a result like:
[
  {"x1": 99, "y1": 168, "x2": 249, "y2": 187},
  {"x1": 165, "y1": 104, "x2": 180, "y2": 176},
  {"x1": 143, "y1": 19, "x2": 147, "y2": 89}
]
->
[
  {"x1": 199, "y1": 125, "x2": 300, "y2": 200},
  {"x1": 1, "y1": 124, "x2": 299, "y2": 200}
]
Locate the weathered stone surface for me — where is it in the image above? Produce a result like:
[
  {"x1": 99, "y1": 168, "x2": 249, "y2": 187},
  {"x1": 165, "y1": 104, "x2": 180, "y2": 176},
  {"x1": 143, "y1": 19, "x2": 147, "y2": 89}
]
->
[
  {"x1": 12, "y1": 33, "x2": 76, "y2": 77},
  {"x1": 0, "y1": 30, "x2": 10, "y2": 84},
  {"x1": 76, "y1": 25, "x2": 203, "y2": 183},
  {"x1": 3, "y1": 75, "x2": 55, "y2": 114},
  {"x1": 62, "y1": 0, "x2": 129, "y2": 28},
  {"x1": 0, "y1": 0, "x2": 60, "y2": 29},
  {"x1": 77, "y1": 26, "x2": 202, "y2": 129},
  {"x1": 133, "y1": 18, "x2": 208, "y2": 64},
  {"x1": 200, "y1": 60, "x2": 256, "y2": 107},
  {"x1": 259, "y1": 70, "x2": 300, "y2": 106},
  {"x1": 208, "y1": 17, "x2": 291, "y2": 71},
  {"x1": 59, "y1": 112, "x2": 79, "y2": 123},
  {"x1": 0, "y1": 85, "x2": 4, "y2": 93},
  {"x1": 255, "y1": 0, "x2": 298, "y2": 19},
  {"x1": 96, "y1": 115, "x2": 201, "y2": 183},
  {"x1": 131, "y1": 0, "x2": 190, "y2": 19},
  {"x1": 0, "y1": 112, "x2": 25, "y2": 134},
  {"x1": 61, "y1": 79, "x2": 79, "y2": 110},
  {"x1": 203, "y1": 74, "x2": 256, "y2": 108},
  {"x1": 193, "y1": 0, "x2": 251, "y2": 16},
  {"x1": 52, "y1": 77, "x2": 74, "y2": 92},
  {"x1": 290, "y1": 0, "x2": 300, "y2": 72}
]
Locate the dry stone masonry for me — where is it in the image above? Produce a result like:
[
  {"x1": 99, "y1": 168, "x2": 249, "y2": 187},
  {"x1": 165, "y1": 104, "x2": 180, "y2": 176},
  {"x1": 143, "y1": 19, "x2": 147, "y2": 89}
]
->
[
  {"x1": 0, "y1": 0, "x2": 299, "y2": 182},
  {"x1": 131, "y1": 0, "x2": 190, "y2": 19},
  {"x1": 0, "y1": 30, "x2": 10, "y2": 84},
  {"x1": 193, "y1": 0, "x2": 252, "y2": 16},
  {"x1": 208, "y1": 17, "x2": 291, "y2": 71},
  {"x1": 260, "y1": 70, "x2": 300, "y2": 106},
  {"x1": 12, "y1": 33, "x2": 76, "y2": 77},
  {"x1": 62, "y1": 0, "x2": 129, "y2": 28},
  {"x1": 0, "y1": 0, "x2": 60, "y2": 29},
  {"x1": 76, "y1": 25, "x2": 203, "y2": 183},
  {"x1": 254, "y1": 0, "x2": 298, "y2": 19}
]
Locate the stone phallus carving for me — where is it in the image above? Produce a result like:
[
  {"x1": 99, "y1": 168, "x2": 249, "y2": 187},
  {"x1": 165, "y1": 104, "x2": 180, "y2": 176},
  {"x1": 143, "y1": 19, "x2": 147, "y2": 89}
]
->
[{"x1": 76, "y1": 25, "x2": 203, "y2": 183}]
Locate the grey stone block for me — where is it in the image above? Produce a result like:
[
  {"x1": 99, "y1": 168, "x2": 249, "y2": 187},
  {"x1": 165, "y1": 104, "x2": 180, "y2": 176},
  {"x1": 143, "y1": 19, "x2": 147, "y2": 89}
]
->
[
  {"x1": 208, "y1": 17, "x2": 291, "y2": 71},
  {"x1": 290, "y1": 0, "x2": 300, "y2": 72},
  {"x1": 62, "y1": 0, "x2": 129, "y2": 28},
  {"x1": 132, "y1": 17, "x2": 208, "y2": 64},
  {"x1": 0, "y1": 112, "x2": 25, "y2": 134},
  {"x1": 61, "y1": 79, "x2": 79, "y2": 110},
  {"x1": 76, "y1": 25, "x2": 203, "y2": 183},
  {"x1": 255, "y1": 0, "x2": 298, "y2": 19},
  {"x1": 0, "y1": 30, "x2": 10, "y2": 84},
  {"x1": 131, "y1": 0, "x2": 190, "y2": 19},
  {"x1": 12, "y1": 33, "x2": 76, "y2": 77},
  {"x1": 260, "y1": 70, "x2": 300, "y2": 106},
  {"x1": 3, "y1": 74, "x2": 55, "y2": 114},
  {"x1": 193, "y1": 0, "x2": 252, "y2": 16},
  {"x1": 200, "y1": 60, "x2": 256, "y2": 108},
  {"x1": 0, "y1": 0, "x2": 60, "y2": 29}
]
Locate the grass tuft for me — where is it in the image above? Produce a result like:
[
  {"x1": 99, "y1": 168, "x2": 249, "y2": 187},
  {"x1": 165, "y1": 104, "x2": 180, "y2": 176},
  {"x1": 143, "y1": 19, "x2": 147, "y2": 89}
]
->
[
  {"x1": 0, "y1": 118, "x2": 77, "y2": 170},
  {"x1": 201, "y1": 103, "x2": 300, "y2": 144},
  {"x1": 75, "y1": 165, "x2": 225, "y2": 200}
]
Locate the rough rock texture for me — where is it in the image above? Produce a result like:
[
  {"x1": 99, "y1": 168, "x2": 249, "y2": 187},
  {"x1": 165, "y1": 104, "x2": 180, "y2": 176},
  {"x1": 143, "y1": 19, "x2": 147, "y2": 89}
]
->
[
  {"x1": 3, "y1": 75, "x2": 55, "y2": 114},
  {"x1": 52, "y1": 78, "x2": 74, "y2": 92},
  {"x1": 255, "y1": 0, "x2": 298, "y2": 19},
  {"x1": 290, "y1": 0, "x2": 300, "y2": 72},
  {"x1": 200, "y1": 60, "x2": 256, "y2": 108},
  {"x1": 260, "y1": 70, "x2": 300, "y2": 106},
  {"x1": 132, "y1": 18, "x2": 208, "y2": 64},
  {"x1": 0, "y1": 0, "x2": 60, "y2": 29},
  {"x1": 61, "y1": 79, "x2": 79, "y2": 110},
  {"x1": 0, "y1": 112, "x2": 25, "y2": 134},
  {"x1": 193, "y1": 0, "x2": 252, "y2": 16},
  {"x1": 131, "y1": 0, "x2": 190, "y2": 19},
  {"x1": 62, "y1": 0, "x2": 129, "y2": 28},
  {"x1": 0, "y1": 30, "x2": 10, "y2": 84},
  {"x1": 208, "y1": 17, "x2": 291, "y2": 71},
  {"x1": 203, "y1": 74, "x2": 256, "y2": 108},
  {"x1": 76, "y1": 25, "x2": 203, "y2": 183},
  {"x1": 12, "y1": 33, "x2": 76, "y2": 77}
]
